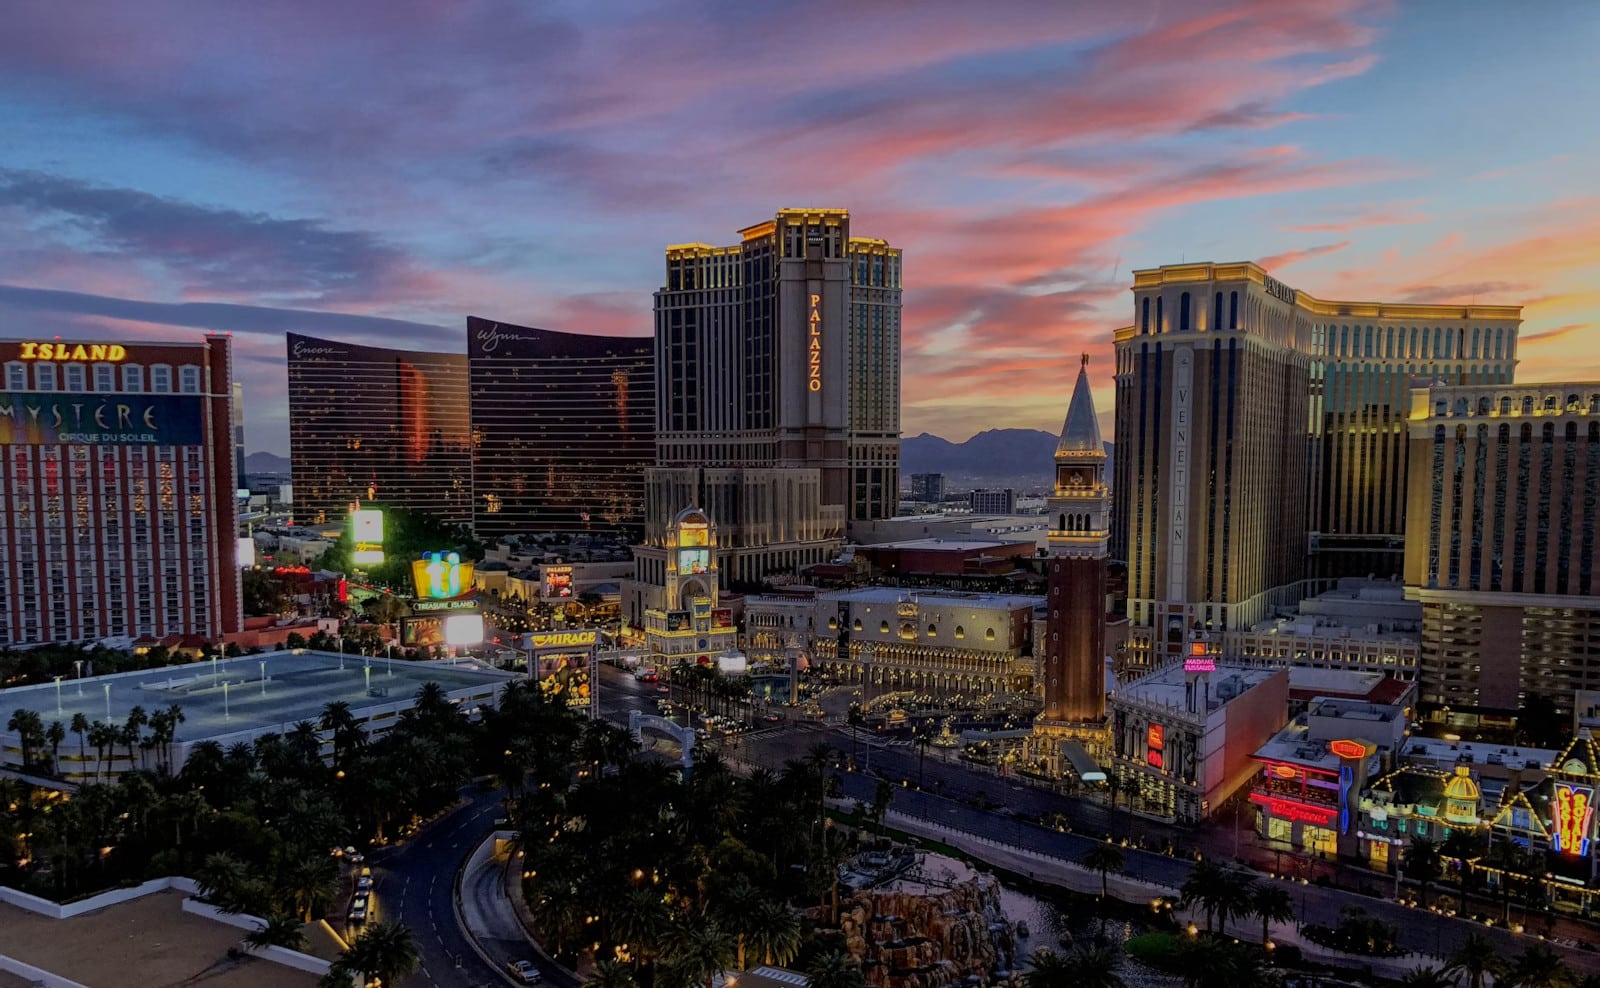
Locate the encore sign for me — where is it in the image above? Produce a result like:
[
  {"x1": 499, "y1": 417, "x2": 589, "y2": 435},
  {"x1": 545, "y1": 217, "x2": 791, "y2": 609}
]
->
[{"x1": 807, "y1": 293, "x2": 822, "y2": 393}]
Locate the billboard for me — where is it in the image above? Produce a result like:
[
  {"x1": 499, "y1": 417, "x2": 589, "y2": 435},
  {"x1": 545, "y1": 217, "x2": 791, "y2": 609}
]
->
[
  {"x1": 403, "y1": 615, "x2": 446, "y2": 647},
  {"x1": 526, "y1": 629, "x2": 598, "y2": 650},
  {"x1": 413, "y1": 551, "x2": 474, "y2": 599},
  {"x1": 351, "y1": 508, "x2": 385, "y2": 564},
  {"x1": 535, "y1": 651, "x2": 592, "y2": 709},
  {"x1": 0, "y1": 392, "x2": 205, "y2": 446},
  {"x1": 443, "y1": 613, "x2": 485, "y2": 647},
  {"x1": 544, "y1": 565, "x2": 573, "y2": 598},
  {"x1": 1146, "y1": 723, "x2": 1165, "y2": 768},
  {"x1": 677, "y1": 547, "x2": 710, "y2": 575},
  {"x1": 1553, "y1": 784, "x2": 1594, "y2": 856}
]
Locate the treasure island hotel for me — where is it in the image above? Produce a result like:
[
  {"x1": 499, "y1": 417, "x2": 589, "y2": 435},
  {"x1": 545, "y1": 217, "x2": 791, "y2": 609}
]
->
[
  {"x1": 631, "y1": 208, "x2": 902, "y2": 609},
  {"x1": 1111, "y1": 267, "x2": 1526, "y2": 668},
  {"x1": 0, "y1": 335, "x2": 242, "y2": 646},
  {"x1": 286, "y1": 321, "x2": 653, "y2": 540}
]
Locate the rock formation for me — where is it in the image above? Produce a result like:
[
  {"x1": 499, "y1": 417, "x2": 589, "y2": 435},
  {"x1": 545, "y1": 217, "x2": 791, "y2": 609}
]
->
[{"x1": 835, "y1": 871, "x2": 1019, "y2": 988}]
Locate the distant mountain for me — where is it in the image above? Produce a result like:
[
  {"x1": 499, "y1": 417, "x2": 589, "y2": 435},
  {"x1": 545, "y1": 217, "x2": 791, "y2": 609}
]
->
[
  {"x1": 901, "y1": 429, "x2": 1113, "y2": 492},
  {"x1": 245, "y1": 451, "x2": 291, "y2": 474}
]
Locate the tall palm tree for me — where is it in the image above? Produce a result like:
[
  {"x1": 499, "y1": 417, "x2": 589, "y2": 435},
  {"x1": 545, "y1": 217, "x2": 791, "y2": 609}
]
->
[
  {"x1": 1024, "y1": 948, "x2": 1074, "y2": 988},
  {"x1": 70, "y1": 713, "x2": 89, "y2": 778},
  {"x1": 586, "y1": 958, "x2": 639, "y2": 988},
  {"x1": 712, "y1": 878, "x2": 763, "y2": 969},
  {"x1": 87, "y1": 720, "x2": 116, "y2": 781},
  {"x1": 7, "y1": 709, "x2": 44, "y2": 768},
  {"x1": 338, "y1": 921, "x2": 419, "y2": 988},
  {"x1": 123, "y1": 705, "x2": 147, "y2": 770},
  {"x1": 1446, "y1": 932, "x2": 1503, "y2": 988},
  {"x1": 1081, "y1": 842, "x2": 1125, "y2": 899},
  {"x1": 1406, "y1": 836, "x2": 1443, "y2": 909},
  {"x1": 1250, "y1": 883, "x2": 1295, "y2": 946},
  {"x1": 45, "y1": 720, "x2": 66, "y2": 775},
  {"x1": 1181, "y1": 859, "x2": 1224, "y2": 932},
  {"x1": 1505, "y1": 944, "x2": 1575, "y2": 988},
  {"x1": 747, "y1": 900, "x2": 802, "y2": 968},
  {"x1": 1210, "y1": 870, "x2": 1258, "y2": 937},
  {"x1": 805, "y1": 950, "x2": 866, "y2": 988},
  {"x1": 663, "y1": 917, "x2": 737, "y2": 988}
]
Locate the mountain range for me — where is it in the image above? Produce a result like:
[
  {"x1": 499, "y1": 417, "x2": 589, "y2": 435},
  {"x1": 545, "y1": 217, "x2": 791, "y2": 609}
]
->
[{"x1": 245, "y1": 430, "x2": 1111, "y2": 491}]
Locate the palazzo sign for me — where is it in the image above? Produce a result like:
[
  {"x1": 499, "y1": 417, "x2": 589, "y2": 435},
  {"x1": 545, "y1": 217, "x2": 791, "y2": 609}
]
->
[{"x1": 807, "y1": 293, "x2": 823, "y2": 393}]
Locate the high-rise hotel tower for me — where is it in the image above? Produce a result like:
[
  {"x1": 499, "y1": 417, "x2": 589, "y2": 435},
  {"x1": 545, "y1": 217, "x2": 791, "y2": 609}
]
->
[
  {"x1": 636, "y1": 209, "x2": 901, "y2": 594},
  {"x1": 1112, "y1": 261, "x2": 1521, "y2": 671}
]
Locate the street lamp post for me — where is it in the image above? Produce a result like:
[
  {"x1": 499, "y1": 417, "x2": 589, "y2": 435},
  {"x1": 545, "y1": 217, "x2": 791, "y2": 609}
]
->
[
  {"x1": 386, "y1": 642, "x2": 394, "y2": 677},
  {"x1": 74, "y1": 660, "x2": 84, "y2": 695},
  {"x1": 260, "y1": 660, "x2": 267, "y2": 696},
  {"x1": 223, "y1": 681, "x2": 230, "y2": 719},
  {"x1": 53, "y1": 676, "x2": 63, "y2": 717},
  {"x1": 103, "y1": 683, "x2": 111, "y2": 721}
]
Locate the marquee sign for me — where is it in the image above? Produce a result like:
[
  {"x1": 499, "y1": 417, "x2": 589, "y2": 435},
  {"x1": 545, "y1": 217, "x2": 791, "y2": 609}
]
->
[
  {"x1": 17, "y1": 342, "x2": 128, "y2": 361},
  {"x1": 0, "y1": 393, "x2": 204, "y2": 446},
  {"x1": 527, "y1": 629, "x2": 598, "y2": 650},
  {"x1": 1183, "y1": 639, "x2": 1215, "y2": 674},
  {"x1": 807, "y1": 293, "x2": 822, "y2": 393},
  {"x1": 412, "y1": 551, "x2": 474, "y2": 600},
  {"x1": 1553, "y1": 784, "x2": 1594, "y2": 856},
  {"x1": 1250, "y1": 791, "x2": 1337, "y2": 826}
]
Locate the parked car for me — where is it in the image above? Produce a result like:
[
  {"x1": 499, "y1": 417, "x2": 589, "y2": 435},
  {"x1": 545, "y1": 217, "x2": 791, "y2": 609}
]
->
[{"x1": 507, "y1": 960, "x2": 542, "y2": 983}]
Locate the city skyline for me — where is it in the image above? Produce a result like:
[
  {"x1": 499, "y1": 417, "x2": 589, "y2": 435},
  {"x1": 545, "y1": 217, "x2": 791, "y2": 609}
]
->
[{"x1": 1, "y1": 1, "x2": 1597, "y2": 456}]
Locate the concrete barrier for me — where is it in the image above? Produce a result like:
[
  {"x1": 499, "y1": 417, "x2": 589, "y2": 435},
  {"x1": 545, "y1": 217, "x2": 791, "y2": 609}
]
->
[
  {"x1": 0, "y1": 875, "x2": 199, "y2": 919},
  {"x1": 0, "y1": 954, "x2": 93, "y2": 988},
  {"x1": 179, "y1": 897, "x2": 335, "y2": 976}
]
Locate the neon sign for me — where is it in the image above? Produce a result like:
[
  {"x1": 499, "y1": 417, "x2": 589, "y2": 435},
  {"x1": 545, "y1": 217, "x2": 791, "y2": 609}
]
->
[
  {"x1": 528, "y1": 630, "x2": 598, "y2": 650},
  {"x1": 1250, "y1": 791, "x2": 1337, "y2": 825},
  {"x1": 1146, "y1": 724, "x2": 1164, "y2": 768},
  {"x1": 1329, "y1": 739, "x2": 1370, "y2": 760},
  {"x1": 807, "y1": 293, "x2": 822, "y2": 393},
  {"x1": 1553, "y1": 784, "x2": 1594, "y2": 856},
  {"x1": 1273, "y1": 764, "x2": 1298, "y2": 780},
  {"x1": 18, "y1": 342, "x2": 128, "y2": 361},
  {"x1": 1184, "y1": 640, "x2": 1215, "y2": 673},
  {"x1": 412, "y1": 551, "x2": 474, "y2": 600}
]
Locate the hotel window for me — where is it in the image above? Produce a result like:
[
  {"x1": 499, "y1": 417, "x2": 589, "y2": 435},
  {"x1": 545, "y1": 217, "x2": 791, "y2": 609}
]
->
[
  {"x1": 93, "y1": 363, "x2": 115, "y2": 391},
  {"x1": 63, "y1": 363, "x2": 86, "y2": 392},
  {"x1": 180, "y1": 365, "x2": 201, "y2": 394},
  {"x1": 4, "y1": 362, "x2": 24, "y2": 390},
  {"x1": 34, "y1": 362, "x2": 57, "y2": 391},
  {"x1": 122, "y1": 364, "x2": 144, "y2": 391},
  {"x1": 985, "y1": 627, "x2": 996, "y2": 641},
  {"x1": 1229, "y1": 291, "x2": 1238, "y2": 329},
  {"x1": 1141, "y1": 298, "x2": 1150, "y2": 333},
  {"x1": 1179, "y1": 292, "x2": 1191, "y2": 332},
  {"x1": 150, "y1": 364, "x2": 172, "y2": 393}
]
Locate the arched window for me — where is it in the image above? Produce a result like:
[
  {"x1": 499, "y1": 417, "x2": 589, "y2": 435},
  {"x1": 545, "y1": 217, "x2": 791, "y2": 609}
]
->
[
  {"x1": 852, "y1": 619, "x2": 862, "y2": 631},
  {"x1": 1229, "y1": 291, "x2": 1238, "y2": 329},
  {"x1": 954, "y1": 626, "x2": 965, "y2": 639},
  {"x1": 1058, "y1": 513, "x2": 1066, "y2": 531},
  {"x1": 1179, "y1": 292, "x2": 1191, "y2": 332},
  {"x1": 1213, "y1": 293, "x2": 1223, "y2": 331},
  {"x1": 1567, "y1": 394, "x2": 1581, "y2": 412},
  {"x1": 1141, "y1": 297, "x2": 1150, "y2": 333},
  {"x1": 880, "y1": 621, "x2": 889, "y2": 633},
  {"x1": 1522, "y1": 396, "x2": 1534, "y2": 414},
  {"x1": 926, "y1": 624, "x2": 938, "y2": 637},
  {"x1": 1156, "y1": 296, "x2": 1163, "y2": 334},
  {"x1": 985, "y1": 628, "x2": 996, "y2": 641}
]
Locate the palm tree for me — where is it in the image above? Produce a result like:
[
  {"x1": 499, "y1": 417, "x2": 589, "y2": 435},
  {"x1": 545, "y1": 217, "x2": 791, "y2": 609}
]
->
[
  {"x1": 712, "y1": 878, "x2": 764, "y2": 970},
  {"x1": 1028, "y1": 945, "x2": 1124, "y2": 988},
  {"x1": 1081, "y1": 842, "x2": 1125, "y2": 899},
  {"x1": 45, "y1": 720, "x2": 66, "y2": 775},
  {"x1": 70, "y1": 713, "x2": 89, "y2": 777},
  {"x1": 1025, "y1": 948, "x2": 1074, "y2": 988},
  {"x1": 319, "y1": 701, "x2": 361, "y2": 772},
  {"x1": 805, "y1": 950, "x2": 866, "y2": 988},
  {"x1": 663, "y1": 917, "x2": 737, "y2": 988},
  {"x1": 1446, "y1": 932, "x2": 1503, "y2": 988},
  {"x1": 87, "y1": 720, "x2": 116, "y2": 780},
  {"x1": 337, "y1": 921, "x2": 419, "y2": 988},
  {"x1": 243, "y1": 914, "x2": 307, "y2": 952},
  {"x1": 1505, "y1": 944, "x2": 1575, "y2": 988},
  {"x1": 1405, "y1": 836, "x2": 1443, "y2": 909},
  {"x1": 1210, "y1": 870, "x2": 1257, "y2": 937},
  {"x1": 7, "y1": 708, "x2": 44, "y2": 768},
  {"x1": 747, "y1": 900, "x2": 802, "y2": 967},
  {"x1": 123, "y1": 705, "x2": 147, "y2": 770},
  {"x1": 1181, "y1": 859, "x2": 1224, "y2": 932},
  {"x1": 586, "y1": 958, "x2": 639, "y2": 988},
  {"x1": 1399, "y1": 966, "x2": 1455, "y2": 988},
  {"x1": 1250, "y1": 883, "x2": 1295, "y2": 946},
  {"x1": 281, "y1": 851, "x2": 339, "y2": 921}
]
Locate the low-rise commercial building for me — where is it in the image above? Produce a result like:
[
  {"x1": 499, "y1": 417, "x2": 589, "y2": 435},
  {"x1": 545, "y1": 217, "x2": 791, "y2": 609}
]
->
[
  {"x1": 1109, "y1": 661, "x2": 1289, "y2": 823},
  {"x1": 1230, "y1": 578, "x2": 1421, "y2": 680}
]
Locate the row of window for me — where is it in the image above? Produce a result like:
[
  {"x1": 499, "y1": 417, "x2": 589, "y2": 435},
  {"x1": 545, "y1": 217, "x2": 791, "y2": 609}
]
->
[
  {"x1": 1433, "y1": 392, "x2": 1600, "y2": 417},
  {"x1": 4, "y1": 361, "x2": 203, "y2": 393}
]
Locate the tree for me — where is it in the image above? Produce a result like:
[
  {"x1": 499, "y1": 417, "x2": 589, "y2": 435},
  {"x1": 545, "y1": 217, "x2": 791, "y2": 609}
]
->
[
  {"x1": 1250, "y1": 883, "x2": 1295, "y2": 946},
  {"x1": 1505, "y1": 944, "x2": 1575, "y2": 988},
  {"x1": 1209, "y1": 870, "x2": 1257, "y2": 938},
  {"x1": 1399, "y1": 967, "x2": 1455, "y2": 988},
  {"x1": 586, "y1": 958, "x2": 639, "y2": 988},
  {"x1": 1405, "y1": 836, "x2": 1443, "y2": 909},
  {"x1": 45, "y1": 720, "x2": 66, "y2": 775},
  {"x1": 663, "y1": 918, "x2": 737, "y2": 988},
  {"x1": 243, "y1": 914, "x2": 307, "y2": 952},
  {"x1": 242, "y1": 568, "x2": 290, "y2": 617},
  {"x1": 1446, "y1": 932, "x2": 1504, "y2": 988},
  {"x1": 70, "y1": 712, "x2": 89, "y2": 778},
  {"x1": 334, "y1": 921, "x2": 419, "y2": 988},
  {"x1": 1081, "y1": 842, "x2": 1124, "y2": 900},
  {"x1": 123, "y1": 705, "x2": 148, "y2": 771},
  {"x1": 7, "y1": 709, "x2": 44, "y2": 769},
  {"x1": 747, "y1": 900, "x2": 801, "y2": 968},
  {"x1": 805, "y1": 951, "x2": 867, "y2": 988},
  {"x1": 88, "y1": 720, "x2": 117, "y2": 781}
]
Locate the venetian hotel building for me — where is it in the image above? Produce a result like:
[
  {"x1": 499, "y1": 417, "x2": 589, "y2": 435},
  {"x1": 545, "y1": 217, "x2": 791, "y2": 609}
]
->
[
  {"x1": 1112, "y1": 261, "x2": 1521, "y2": 671},
  {"x1": 0, "y1": 335, "x2": 242, "y2": 646}
]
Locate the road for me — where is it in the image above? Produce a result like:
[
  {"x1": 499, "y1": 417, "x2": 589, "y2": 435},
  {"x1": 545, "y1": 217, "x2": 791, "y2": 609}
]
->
[{"x1": 367, "y1": 785, "x2": 508, "y2": 988}]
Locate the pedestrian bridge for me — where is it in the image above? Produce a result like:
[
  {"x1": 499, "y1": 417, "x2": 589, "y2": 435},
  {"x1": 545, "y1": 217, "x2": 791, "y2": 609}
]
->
[{"x1": 627, "y1": 710, "x2": 696, "y2": 773}]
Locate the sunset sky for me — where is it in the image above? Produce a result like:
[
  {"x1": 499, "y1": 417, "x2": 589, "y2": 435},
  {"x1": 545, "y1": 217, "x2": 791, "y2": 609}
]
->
[{"x1": 1, "y1": 0, "x2": 1596, "y2": 455}]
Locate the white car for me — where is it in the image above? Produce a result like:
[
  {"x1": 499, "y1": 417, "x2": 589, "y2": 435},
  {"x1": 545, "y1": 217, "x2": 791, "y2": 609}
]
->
[
  {"x1": 356, "y1": 876, "x2": 373, "y2": 893},
  {"x1": 507, "y1": 960, "x2": 542, "y2": 983}
]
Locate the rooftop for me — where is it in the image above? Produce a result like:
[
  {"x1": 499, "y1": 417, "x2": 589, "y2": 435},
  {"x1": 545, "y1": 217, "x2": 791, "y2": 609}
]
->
[
  {"x1": 1254, "y1": 698, "x2": 1405, "y2": 772},
  {"x1": 1113, "y1": 663, "x2": 1283, "y2": 715},
  {"x1": 822, "y1": 586, "x2": 1044, "y2": 611},
  {"x1": 1401, "y1": 735, "x2": 1560, "y2": 771},
  {"x1": 1287, "y1": 667, "x2": 1414, "y2": 705},
  {"x1": 0, "y1": 651, "x2": 516, "y2": 743},
  {"x1": 864, "y1": 538, "x2": 1028, "y2": 553}
]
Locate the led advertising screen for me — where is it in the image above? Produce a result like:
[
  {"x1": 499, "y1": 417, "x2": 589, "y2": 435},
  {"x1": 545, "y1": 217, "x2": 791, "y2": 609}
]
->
[
  {"x1": 679, "y1": 523, "x2": 709, "y2": 547},
  {"x1": 412, "y1": 551, "x2": 475, "y2": 599},
  {"x1": 535, "y1": 652, "x2": 592, "y2": 709},
  {"x1": 351, "y1": 508, "x2": 385, "y2": 564},
  {"x1": 545, "y1": 565, "x2": 573, "y2": 598},
  {"x1": 677, "y1": 547, "x2": 710, "y2": 575},
  {"x1": 1146, "y1": 723, "x2": 1165, "y2": 768},
  {"x1": 402, "y1": 615, "x2": 446, "y2": 647},
  {"x1": 0, "y1": 392, "x2": 205, "y2": 445},
  {"x1": 443, "y1": 613, "x2": 485, "y2": 647}
]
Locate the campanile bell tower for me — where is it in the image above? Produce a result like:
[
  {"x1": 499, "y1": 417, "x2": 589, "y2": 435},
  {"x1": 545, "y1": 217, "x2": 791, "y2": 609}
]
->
[{"x1": 1033, "y1": 355, "x2": 1111, "y2": 765}]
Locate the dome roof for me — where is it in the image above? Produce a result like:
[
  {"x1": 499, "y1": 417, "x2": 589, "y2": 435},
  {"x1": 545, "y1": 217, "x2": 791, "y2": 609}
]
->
[
  {"x1": 1443, "y1": 765, "x2": 1481, "y2": 802},
  {"x1": 673, "y1": 505, "x2": 710, "y2": 527}
]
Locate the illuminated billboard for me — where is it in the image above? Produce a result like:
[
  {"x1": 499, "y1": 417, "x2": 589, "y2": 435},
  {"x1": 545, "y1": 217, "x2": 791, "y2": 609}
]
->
[
  {"x1": 1553, "y1": 784, "x2": 1594, "y2": 856},
  {"x1": 544, "y1": 565, "x2": 573, "y2": 598},
  {"x1": 443, "y1": 613, "x2": 485, "y2": 647},
  {"x1": 412, "y1": 551, "x2": 474, "y2": 599},
  {"x1": 677, "y1": 547, "x2": 710, "y2": 575},
  {"x1": 1183, "y1": 639, "x2": 1215, "y2": 674},
  {"x1": 1146, "y1": 723, "x2": 1165, "y2": 768},
  {"x1": 526, "y1": 629, "x2": 598, "y2": 650},
  {"x1": 679, "y1": 523, "x2": 709, "y2": 547},
  {"x1": 403, "y1": 615, "x2": 446, "y2": 647},
  {"x1": 535, "y1": 651, "x2": 591, "y2": 709},
  {"x1": 351, "y1": 508, "x2": 385, "y2": 564},
  {"x1": 1, "y1": 393, "x2": 204, "y2": 446}
]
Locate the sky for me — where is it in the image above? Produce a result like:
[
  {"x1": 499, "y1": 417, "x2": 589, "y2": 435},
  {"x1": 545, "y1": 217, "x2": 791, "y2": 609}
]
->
[{"x1": 1, "y1": 0, "x2": 1597, "y2": 456}]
